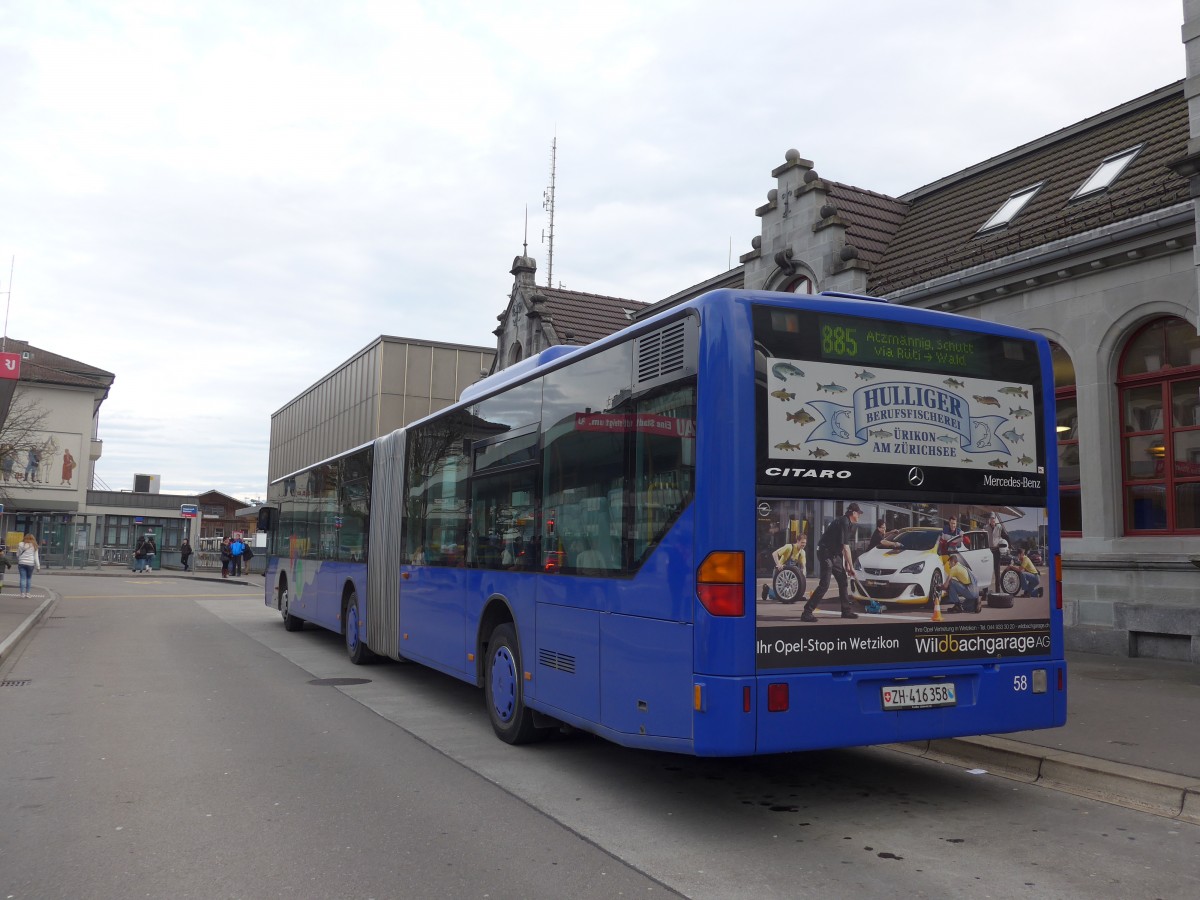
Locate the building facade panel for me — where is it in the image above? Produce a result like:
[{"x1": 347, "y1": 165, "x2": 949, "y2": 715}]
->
[{"x1": 268, "y1": 337, "x2": 494, "y2": 485}]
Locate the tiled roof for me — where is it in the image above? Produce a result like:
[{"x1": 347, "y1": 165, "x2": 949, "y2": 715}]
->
[
  {"x1": 539, "y1": 287, "x2": 650, "y2": 344},
  {"x1": 868, "y1": 82, "x2": 1189, "y2": 295},
  {"x1": 3, "y1": 339, "x2": 115, "y2": 391},
  {"x1": 825, "y1": 183, "x2": 909, "y2": 267}
]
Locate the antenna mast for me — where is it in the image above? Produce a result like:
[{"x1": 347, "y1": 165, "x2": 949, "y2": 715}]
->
[
  {"x1": 542, "y1": 136, "x2": 557, "y2": 288},
  {"x1": 2, "y1": 256, "x2": 12, "y2": 353}
]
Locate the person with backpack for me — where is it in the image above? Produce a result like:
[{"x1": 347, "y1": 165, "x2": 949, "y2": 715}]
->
[
  {"x1": 230, "y1": 536, "x2": 245, "y2": 576},
  {"x1": 220, "y1": 537, "x2": 233, "y2": 578},
  {"x1": 241, "y1": 540, "x2": 254, "y2": 575},
  {"x1": 141, "y1": 534, "x2": 156, "y2": 573},
  {"x1": 133, "y1": 536, "x2": 147, "y2": 573}
]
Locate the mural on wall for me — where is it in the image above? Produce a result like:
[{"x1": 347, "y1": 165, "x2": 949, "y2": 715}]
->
[{"x1": 0, "y1": 431, "x2": 83, "y2": 491}]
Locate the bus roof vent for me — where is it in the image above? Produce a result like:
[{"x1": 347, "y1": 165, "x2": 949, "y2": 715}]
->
[{"x1": 635, "y1": 317, "x2": 697, "y2": 389}]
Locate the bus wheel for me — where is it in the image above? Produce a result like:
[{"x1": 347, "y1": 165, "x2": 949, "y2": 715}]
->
[
  {"x1": 280, "y1": 585, "x2": 303, "y2": 632},
  {"x1": 485, "y1": 623, "x2": 544, "y2": 745},
  {"x1": 926, "y1": 570, "x2": 943, "y2": 609},
  {"x1": 343, "y1": 592, "x2": 375, "y2": 665}
]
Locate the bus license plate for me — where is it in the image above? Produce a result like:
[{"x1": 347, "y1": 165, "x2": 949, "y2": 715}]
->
[{"x1": 882, "y1": 683, "x2": 956, "y2": 710}]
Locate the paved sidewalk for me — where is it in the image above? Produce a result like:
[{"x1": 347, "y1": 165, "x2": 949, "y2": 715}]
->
[
  {"x1": 0, "y1": 568, "x2": 254, "y2": 668},
  {"x1": 2, "y1": 568, "x2": 1198, "y2": 822}
]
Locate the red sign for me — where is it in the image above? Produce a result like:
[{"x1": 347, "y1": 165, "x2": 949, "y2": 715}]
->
[
  {"x1": 0, "y1": 352, "x2": 21, "y2": 380},
  {"x1": 574, "y1": 412, "x2": 695, "y2": 438}
]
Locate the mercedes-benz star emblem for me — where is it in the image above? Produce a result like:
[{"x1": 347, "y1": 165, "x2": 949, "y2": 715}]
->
[{"x1": 907, "y1": 467, "x2": 925, "y2": 487}]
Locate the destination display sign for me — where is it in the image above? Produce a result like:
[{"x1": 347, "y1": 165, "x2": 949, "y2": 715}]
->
[{"x1": 815, "y1": 313, "x2": 1001, "y2": 377}]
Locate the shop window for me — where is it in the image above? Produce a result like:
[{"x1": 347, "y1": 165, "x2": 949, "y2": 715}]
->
[{"x1": 1118, "y1": 317, "x2": 1200, "y2": 533}]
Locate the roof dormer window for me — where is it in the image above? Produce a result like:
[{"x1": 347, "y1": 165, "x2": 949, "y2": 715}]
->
[
  {"x1": 978, "y1": 182, "x2": 1044, "y2": 233},
  {"x1": 1071, "y1": 144, "x2": 1142, "y2": 200}
]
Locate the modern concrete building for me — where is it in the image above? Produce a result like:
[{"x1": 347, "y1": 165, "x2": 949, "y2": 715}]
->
[{"x1": 268, "y1": 336, "x2": 495, "y2": 484}]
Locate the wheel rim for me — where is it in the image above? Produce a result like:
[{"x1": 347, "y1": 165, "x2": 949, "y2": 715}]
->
[
  {"x1": 280, "y1": 588, "x2": 289, "y2": 618},
  {"x1": 930, "y1": 571, "x2": 942, "y2": 602},
  {"x1": 490, "y1": 645, "x2": 518, "y2": 723},
  {"x1": 346, "y1": 604, "x2": 359, "y2": 652},
  {"x1": 776, "y1": 568, "x2": 799, "y2": 601}
]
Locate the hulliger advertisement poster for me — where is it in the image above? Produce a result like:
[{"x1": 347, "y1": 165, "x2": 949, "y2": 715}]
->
[
  {"x1": 765, "y1": 357, "x2": 1038, "y2": 474},
  {"x1": 755, "y1": 500, "x2": 1051, "y2": 669}
]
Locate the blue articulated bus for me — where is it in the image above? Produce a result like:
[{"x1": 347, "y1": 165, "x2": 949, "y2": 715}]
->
[{"x1": 261, "y1": 289, "x2": 1066, "y2": 755}]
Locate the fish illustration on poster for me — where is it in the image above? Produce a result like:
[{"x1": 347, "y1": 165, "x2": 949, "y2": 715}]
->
[{"x1": 766, "y1": 358, "x2": 1038, "y2": 472}]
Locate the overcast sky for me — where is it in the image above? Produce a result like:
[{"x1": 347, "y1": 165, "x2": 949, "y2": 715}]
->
[{"x1": 0, "y1": 0, "x2": 1188, "y2": 501}]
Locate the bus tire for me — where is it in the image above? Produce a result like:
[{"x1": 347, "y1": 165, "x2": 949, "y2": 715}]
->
[
  {"x1": 343, "y1": 592, "x2": 375, "y2": 665},
  {"x1": 485, "y1": 623, "x2": 545, "y2": 745},
  {"x1": 280, "y1": 585, "x2": 304, "y2": 632},
  {"x1": 987, "y1": 592, "x2": 1015, "y2": 609}
]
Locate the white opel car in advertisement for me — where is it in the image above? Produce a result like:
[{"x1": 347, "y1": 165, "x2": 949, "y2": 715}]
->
[{"x1": 851, "y1": 527, "x2": 998, "y2": 610}]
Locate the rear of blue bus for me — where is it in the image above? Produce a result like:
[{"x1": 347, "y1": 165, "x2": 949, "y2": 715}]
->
[{"x1": 688, "y1": 291, "x2": 1066, "y2": 756}]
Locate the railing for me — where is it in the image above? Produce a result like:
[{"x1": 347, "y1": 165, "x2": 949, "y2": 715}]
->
[{"x1": 32, "y1": 545, "x2": 264, "y2": 574}]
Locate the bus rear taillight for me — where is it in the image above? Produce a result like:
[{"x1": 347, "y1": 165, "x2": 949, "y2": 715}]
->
[
  {"x1": 1054, "y1": 554, "x2": 1063, "y2": 610},
  {"x1": 697, "y1": 551, "x2": 745, "y2": 616},
  {"x1": 767, "y1": 683, "x2": 789, "y2": 712}
]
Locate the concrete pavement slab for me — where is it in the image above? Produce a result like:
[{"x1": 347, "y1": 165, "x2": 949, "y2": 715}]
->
[{"x1": 4, "y1": 573, "x2": 1200, "y2": 823}]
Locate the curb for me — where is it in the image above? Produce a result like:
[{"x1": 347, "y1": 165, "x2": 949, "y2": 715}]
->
[
  {"x1": 0, "y1": 596, "x2": 55, "y2": 665},
  {"x1": 888, "y1": 736, "x2": 1200, "y2": 825}
]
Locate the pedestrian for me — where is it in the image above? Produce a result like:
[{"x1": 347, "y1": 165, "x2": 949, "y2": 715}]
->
[
  {"x1": 133, "y1": 535, "x2": 147, "y2": 573},
  {"x1": 230, "y1": 536, "x2": 245, "y2": 576},
  {"x1": 0, "y1": 550, "x2": 10, "y2": 592},
  {"x1": 241, "y1": 540, "x2": 254, "y2": 575},
  {"x1": 941, "y1": 551, "x2": 981, "y2": 613},
  {"x1": 800, "y1": 503, "x2": 862, "y2": 622},
  {"x1": 16, "y1": 533, "x2": 40, "y2": 597},
  {"x1": 220, "y1": 537, "x2": 232, "y2": 578},
  {"x1": 180, "y1": 539, "x2": 193, "y2": 573},
  {"x1": 141, "y1": 534, "x2": 157, "y2": 573}
]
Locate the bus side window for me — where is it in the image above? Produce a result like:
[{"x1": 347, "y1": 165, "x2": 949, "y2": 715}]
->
[
  {"x1": 541, "y1": 342, "x2": 632, "y2": 576},
  {"x1": 631, "y1": 381, "x2": 696, "y2": 566},
  {"x1": 405, "y1": 413, "x2": 472, "y2": 567},
  {"x1": 471, "y1": 470, "x2": 537, "y2": 570}
]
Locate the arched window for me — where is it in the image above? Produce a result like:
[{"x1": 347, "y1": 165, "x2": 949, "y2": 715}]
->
[
  {"x1": 507, "y1": 342, "x2": 523, "y2": 367},
  {"x1": 782, "y1": 275, "x2": 814, "y2": 294},
  {"x1": 1117, "y1": 317, "x2": 1200, "y2": 533},
  {"x1": 1050, "y1": 343, "x2": 1080, "y2": 535}
]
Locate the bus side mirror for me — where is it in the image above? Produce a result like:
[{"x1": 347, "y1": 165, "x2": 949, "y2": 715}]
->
[{"x1": 257, "y1": 506, "x2": 278, "y2": 532}]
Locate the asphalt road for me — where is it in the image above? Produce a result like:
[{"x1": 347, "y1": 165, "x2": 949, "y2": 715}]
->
[{"x1": 2, "y1": 574, "x2": 1198, "y2": 899}]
